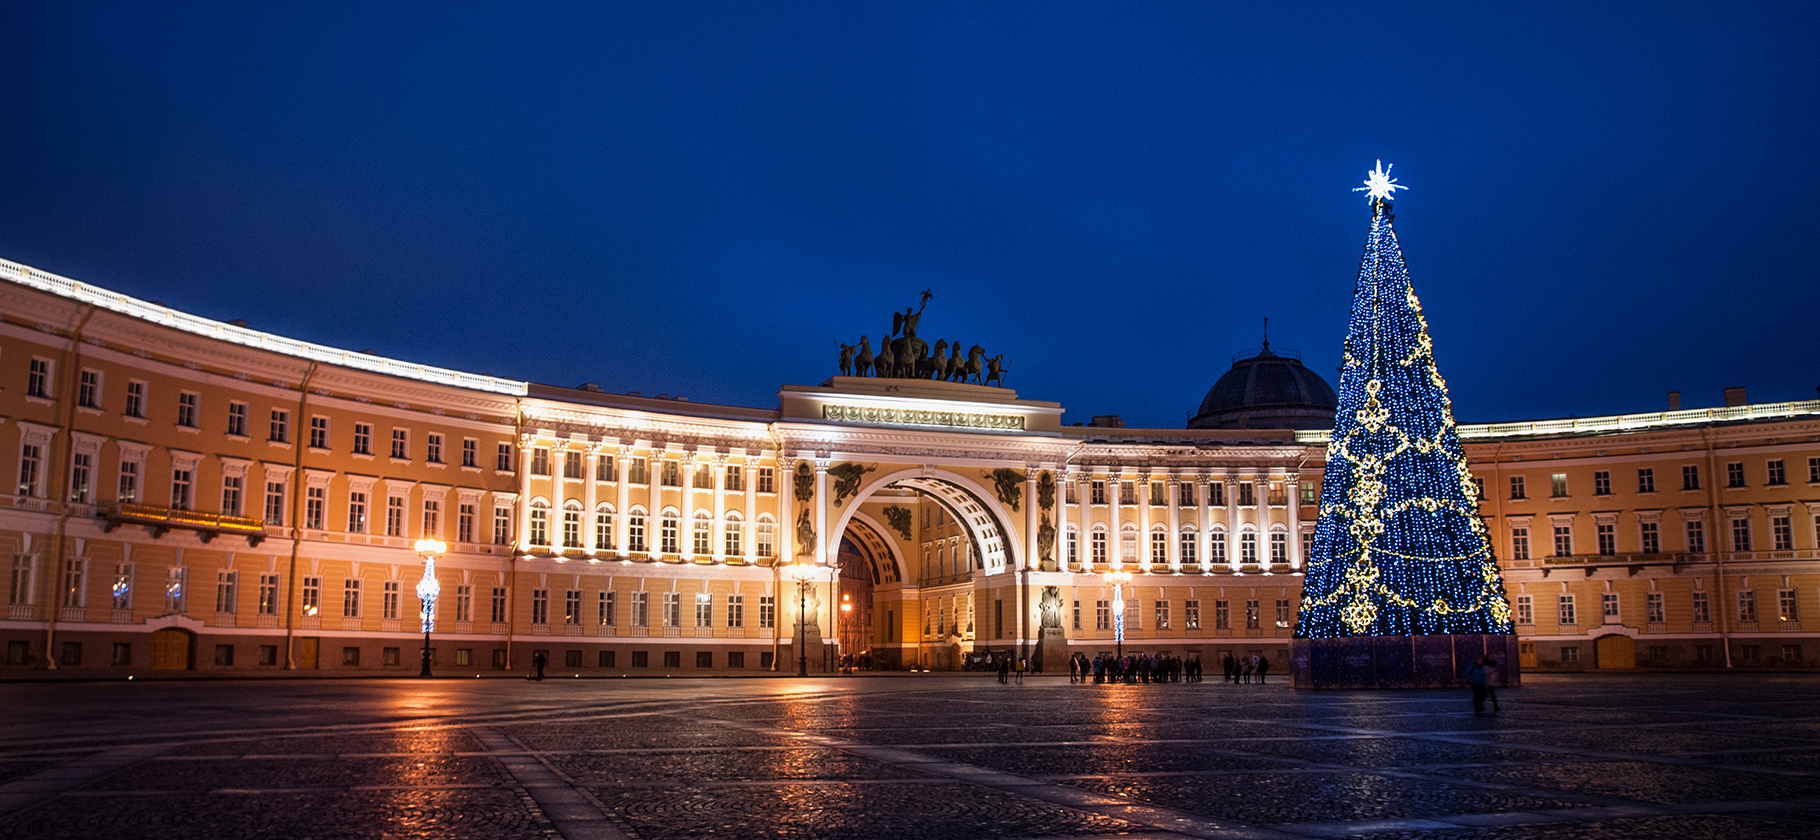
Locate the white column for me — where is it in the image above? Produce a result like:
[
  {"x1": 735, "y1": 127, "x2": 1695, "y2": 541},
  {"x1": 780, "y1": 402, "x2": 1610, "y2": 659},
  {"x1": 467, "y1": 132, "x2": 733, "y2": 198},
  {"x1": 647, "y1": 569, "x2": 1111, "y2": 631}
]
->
[
  {"x1": 615, "y1": 444, "x2": 633, "y2": 555},
  {"x1": 1025, "y1": 467, "x2": 1039, "y2": 570},
  {"x1": 742, "y1": 456, "x2": 756, "y2": 562},
  {"x1": 1197, "y1": 474, "x2": 1212, "y2": 573},
  {"x1": 517, "y1": 435, "x2": 534, "y2": 551},
  {"x1": 1074, "y1": 471, "x2": 1090, "y2": 571},
  {"x1": 713, "y1": 454, "x2": 728, "y2": 563},
  {"x1": 1058, "y1": 468, "x2": 1073, "y2": 571},
  {"x1": 1286, "y1": 470, "x2": 1302, "y2": 571},
  {"x1": 814, "y1": 458, "x2": 830, "y2": 565},
  {"x1": 648, "y1": 452, "x2": 663, "y2": 557},
  {"x1": 583, "y1": 445, "x2": 600, "y2": 553},
  {"x1": 1260, "y1": 472, "x2": 1277, "y2": 574},
  {"x1": 1226, "y1": 476, "x2": 1242, "y2": 573},
  {"x1": 1137, "y1": 473, "x2": 1151, "y2": 570},
  {"x1": 778, "y1": 456, "x2": 797, "y2": 562},
  {"x1": 1108, "y1": 472, "x2": 1123, "y2": 567},
  {"x1": 1166, "y1": 475, "x2": 1181, "y2": 571},
  {"x1": 681, "y1": 448, "x2": 696, "y2": 561}
]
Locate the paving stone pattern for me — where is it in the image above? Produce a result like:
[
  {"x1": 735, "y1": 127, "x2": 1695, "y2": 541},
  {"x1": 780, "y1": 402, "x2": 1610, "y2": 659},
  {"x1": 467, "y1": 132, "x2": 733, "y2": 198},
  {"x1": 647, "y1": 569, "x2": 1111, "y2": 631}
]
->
[{"x1": 0, "y1": 673, "x2": 1818, "y2": 838}]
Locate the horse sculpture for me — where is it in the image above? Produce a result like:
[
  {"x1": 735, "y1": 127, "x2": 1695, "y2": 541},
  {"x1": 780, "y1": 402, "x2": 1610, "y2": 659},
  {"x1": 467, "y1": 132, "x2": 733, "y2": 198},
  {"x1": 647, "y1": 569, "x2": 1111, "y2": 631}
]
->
[
  {"x1": 958, "y1": 345, "x2": 986, "y2": 384},
  {"x1": 853, "y1": 336, "x2": 873, "y2": 378}
]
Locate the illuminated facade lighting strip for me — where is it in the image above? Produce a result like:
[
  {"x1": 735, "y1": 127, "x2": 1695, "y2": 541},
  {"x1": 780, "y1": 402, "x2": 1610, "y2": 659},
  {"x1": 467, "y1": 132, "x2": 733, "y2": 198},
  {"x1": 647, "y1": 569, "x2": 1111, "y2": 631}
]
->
[
  {"x1": 1294, "y1": 398, "x2": 1820, "y2": 446},
  {"x1": 0, "y1": 257, "x2": 530, "y2": 397}
]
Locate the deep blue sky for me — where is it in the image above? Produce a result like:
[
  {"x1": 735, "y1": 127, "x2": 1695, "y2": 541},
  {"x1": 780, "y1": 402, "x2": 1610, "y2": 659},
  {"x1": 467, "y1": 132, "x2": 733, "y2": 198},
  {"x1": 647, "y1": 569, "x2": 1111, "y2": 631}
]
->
[{"x1": 3, "y1": 4, "x2": 1816, "y2": 427}]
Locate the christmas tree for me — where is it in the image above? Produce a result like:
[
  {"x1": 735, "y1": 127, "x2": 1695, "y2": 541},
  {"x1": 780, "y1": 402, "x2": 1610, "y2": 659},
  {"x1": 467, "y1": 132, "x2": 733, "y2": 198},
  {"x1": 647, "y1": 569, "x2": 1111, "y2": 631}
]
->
[{"x1": 1295, "y1": 163, "x2": 1514, "y2": 639}]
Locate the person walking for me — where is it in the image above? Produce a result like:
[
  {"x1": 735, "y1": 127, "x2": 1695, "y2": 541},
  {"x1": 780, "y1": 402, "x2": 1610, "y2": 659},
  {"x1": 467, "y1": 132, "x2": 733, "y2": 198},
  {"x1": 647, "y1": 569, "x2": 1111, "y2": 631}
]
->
[
  {"x1": 1464, "y1": 656, "x2": 1500, "y2": 712},
  {"x1": 997, "y1": 654, "x2": 1010, "y2": 684},
  {"x1": 1014, "y1": 655, "x2": 1025, "y2": 684},
  {"x1": 531, "y1": 650, "x2": 547, "y2": 681},
  {"x1": 1256, "y1": 655, "x2": 1270, "y2": 684},
  {"x1": 1223, "y1": 653, "x2": 1235, "y2": 684}
]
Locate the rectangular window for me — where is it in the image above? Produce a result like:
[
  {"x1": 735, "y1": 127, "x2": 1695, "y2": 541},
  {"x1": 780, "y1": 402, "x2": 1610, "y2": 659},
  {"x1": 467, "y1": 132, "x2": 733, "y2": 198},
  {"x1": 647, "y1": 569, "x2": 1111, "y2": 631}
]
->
[
  {"x1": 9, "y1": 556, "x2": 34, "y2": 607},
  {"x1": 1738, "y1": 590, "x2": 1757, "y2": 622},
  {"x1": 1119, "y1": 481, "x2": 1136, "y2": 505},
  {"x1": 1151, "y1": 531, "x2": 1167, "y2": 565},
  {"x1": 1215, "y1": 600, "x2": 1230, "y2": 630},
  {"x1": 632, "y1": 592, "x2": 650, "y2": 627},
  {"x1": 660, "y1": 516, "x2": 678, "y2": 554},
  {"x1": 1244, "y1": 599, "x2": 1260, "y2": 630},
  {"x1": 124, "y1": 380, "x2": 146, "y2": 417},
  {"x1": 1238, "y1": 482, "x2": 1255, "y2": 506},
  {"x1": 1179, "y1": 531, "x2": 1196, "y2": 565},
  {"x1": 1209, "y1": 482, "x2": 1225, "y2": 506},
  {"x1": 456, "y1": 585, "x2": 472, "y2": 622},
  {"x1": 310, "y1": 417, "x2": 328, "y2": 449},
  {"x1": 756, "y1": 520, "x2": 774, "y2": 557},
  {"x1": 1637, "y1": 468, "x2": 1655, "y2": 493},
  {"x1": 58, "y1": 558, "x2": 84, "y2": 608},
  {"x1": 27, "y1": 358, "x2": 51, "y2": 398},
  {"x1": 727, "y1": 594, "x2": 744, "y2": 627},
  {"x1": 301, "y1": 577, "x2": 321, "y2": 616},
  {"x1": 1270, "y1": 532, "x2": 1287, "y2": 564},
  {"x1": 497, "y1": 443, "x2": 512, "y2": 471},
  {"x1": 562, "y1": 451, "x2": 582, "y2": 479},
  {"x1": 1511, "y1": 527, "x2": 1530, "y2": 560},
  {"x1": 693, "y1": 516, "x2": 711, "y2": 555},
  {"x1": 458, "y1": 504, "x2": 475, "y2": 543},
  {"x1": 1726, "y1": 462, "x2": 1745, "y2": 488},
  {"x1": 1241, "y1": 532, "x2": 1258, "y2": 563},
  {"x1": 1090, "y1": 480, "x2": 1106, "y2": 505},
  {"x1": 627, "y1": 457, "x2": 648, "y2": 484},
  {"x1": 1472, "y1": 477, "x2": 1485, "y2": 500},
  {"x1": 1515, "y1": 594, "x2": 1533, "y2": 624},
  {"x1": 661, "y1": 461, "x2": 680, "y2": 487},
  {"x1": 1184, "y1": 599, "x2": 1200, "y2": 629},
  {"x1": 695, "y1": 593, "x2": 712, "y2": 628},
  {"x1": 1596, "y1": 523, "x2": 1616, "y2": 556},
  {"x1": 225, "y1": 402, "x2": 248, "y2": 437},
  {"x1": 383, "y1": 580, "x2": 400, "y2": 620},
  {"x1": 1639, "y1": 521, "x2": 1660, "y2": 553},
  {"x1": 694, "y1": 464, "x2": 713, "y2": 489},
  {"x1": 493, "y1": 506, "x2": 511, "y2": 545},
  {"x1": 220, "y1": 476, "x2": 242, "y2": 516},
  {"x1": 490, "y1": 587, "x2": 507, "y2": 623},
  {"x1": 756, "y1": 466, "x2": 773, "y2": 493},
  {"x1": 597, "y1": 455, "x2": 617, "y2": 482},
  {"x1": 628, "y1": 514, "x2": 647, "y2": 553},
  {"x1": 390, "y1": 429, "x2": 408, "y2": 460},
  {"x1": 16, "y1": 444, "x2": 41, "y2": 498},
  {"x1": 1692, "y1": 591, "x2": 1711, "y2": 623},
  {"x1": 529, "y1": 506, "x2": 549, "y2": 546},
  {"x1": 758, "y1": 595, "x2": 774, "y2": 629},
  {"x1": 77, "y1": 369, "x2": 100, "y2": 408},
  {"x1": 386, "y1": 497, "x2": 405, "y2": 537},
  {"x1": 663, "y1": 592, "x2": 681, "y2": 627},
  {"x1": 348, "y1": 492, "x2": 368, "y2": 533},
  {"x1": 177, "y1": 392, "x2": 199, "y2": 428},
  {"x1": 1779, "y1": 589, "x2": 1799, "y2": 622},
  {"x1": 1154, "y1": 600, "x2": 1170, "y2": 629},
  {"x1": 305, "y1": 487, "x2": 325, "y2": 530},
  {"x1": 269, "y1": 410, "x2": 289, "y2": 443},
  {"x1": 1149, "y1": 481, "x2": 1164, "y2": 506},
  {"x1": 1811, "y1": 456, "x2": 1820, "y2": 484},
  {"x1": 1558, "y1": 595, "x2": 1576, "y2": 625},
  {"x1": 565, "y1": 590, "x2": 581, "y2": 625},
  {"x1": 1550, "y1": 473, "x2": 1568, "y2": 498},
  {"x1": 117, "y1": 460, "x2": 138, "y2": 503},
  {"x1": 1179, "y1": 482, "x2": 1195, "y2": 506},
  {"x1": 1302, "y1": 480, "x2": 1318, "y2": 504},
  {"x1": 1773, "y1": 515, "x2": 1792, "y2": 551},
  {"x1": 423, "y1": 500, "x2": 441, "y2": 538},
  {"x1": 427, "y1": 434, "x2": 443, "y2": 464},
  {"x1": 1593, "y1": 471, "x2": 1611, "y2": 496},
  {"x1": 342, "y1": 579, "x2": 361, "y2": 618},
  {"x1": 1209, "y1": 531, "x2": 1226, "y2": 563},
  {"x1": 353, "y1": 423, "x2": 372, "y2": 455},
  {"x1": 461, "y1": 438, "x2": 477, "y2": 468},
  {"x1": 170, "y1": 469, "x2": 192, "y2": 510},
  {"x1": 1561, "y1": 646, "x2": 1579, "y2": 663},
  {"x1": 1095, "y1": 600, "x2": 1109, "y2": 630},
  {"x1": 68, "y1": 453, "x2": 92, "y2": 504},
  {"x1": 1090, "y1": 530, "x2": 1107, "y2": 564},
  {"x1": 1552, "y1": 524, "x2": 1572, "y2": 557},
  {"x1": 1686, "y1": 520, "x2": 1706, "y2": 553},
  {"x1": 258, "y1": 573, "x2": 278, "y2": 615},
  {"x1": 1646, "y1": 592, "x2": 1664, "y2": 623},
  {"x1": 1601, "y1": 592, "x2": 1619, "y2": 620},
  {"x1": 1731, "y1": 517, "x2": 1751, "y2": 552},
  {"x1": 1275, "y1": 599, "x2": 1290, "y2": 628},
  {"x1": 1682, "y1": 464, "x2": 1700, "y2": 491},
  {"x1": 598, "y1": 590, "x2": 615, "y2": 626},
  {"x1": 1509, "y1": 476, "x2": 1526, "y2": 500},
  {"x1": 531, "y1": 589, "x2": 549, "y2": 625}
]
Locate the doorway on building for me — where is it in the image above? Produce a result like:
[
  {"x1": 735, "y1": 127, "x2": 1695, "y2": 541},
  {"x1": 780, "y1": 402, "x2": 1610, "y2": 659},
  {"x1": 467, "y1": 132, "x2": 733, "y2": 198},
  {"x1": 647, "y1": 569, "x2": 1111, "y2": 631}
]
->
[
  {"x1": 149, "y1": 628, "x2": 194, "y2": 670},
  {"x1": 298, "y1": 636, "x2": 319, "y2": 669},
  {"x1": 1594, "y1": 634, "x2": 1635, "y2": 669}
]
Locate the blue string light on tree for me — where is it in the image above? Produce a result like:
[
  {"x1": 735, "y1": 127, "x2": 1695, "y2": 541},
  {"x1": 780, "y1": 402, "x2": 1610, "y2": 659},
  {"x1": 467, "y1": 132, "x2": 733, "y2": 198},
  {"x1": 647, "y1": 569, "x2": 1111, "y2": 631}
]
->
[{"x1": 1294, "y1": 162, "x2": 1515, "y2": 639}]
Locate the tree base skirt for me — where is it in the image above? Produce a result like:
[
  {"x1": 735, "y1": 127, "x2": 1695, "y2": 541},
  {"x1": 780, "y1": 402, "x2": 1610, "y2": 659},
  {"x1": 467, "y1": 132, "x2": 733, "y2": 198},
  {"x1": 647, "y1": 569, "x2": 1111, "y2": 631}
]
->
[{"x1": 1290, "y1": 634, "x2": 1521, "y2": 689}]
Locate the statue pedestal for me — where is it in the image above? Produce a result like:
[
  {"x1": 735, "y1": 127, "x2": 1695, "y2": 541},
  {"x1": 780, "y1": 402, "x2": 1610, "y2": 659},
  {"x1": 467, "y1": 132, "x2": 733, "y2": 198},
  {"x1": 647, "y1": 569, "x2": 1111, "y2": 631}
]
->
[
  {"x1": 1290, "y1": 634, "x2": 1521, "y2": 690},
  {"x1": 1034, "y1": 627, "x2": 1068, "y2": 674}
]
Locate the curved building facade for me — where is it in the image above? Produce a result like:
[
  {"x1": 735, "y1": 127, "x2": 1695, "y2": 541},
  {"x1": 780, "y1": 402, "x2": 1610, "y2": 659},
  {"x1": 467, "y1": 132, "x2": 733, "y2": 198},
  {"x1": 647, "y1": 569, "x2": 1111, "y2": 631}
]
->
[{"x1": 2, "y1": 255, "x2": 1818, "y2": 677}]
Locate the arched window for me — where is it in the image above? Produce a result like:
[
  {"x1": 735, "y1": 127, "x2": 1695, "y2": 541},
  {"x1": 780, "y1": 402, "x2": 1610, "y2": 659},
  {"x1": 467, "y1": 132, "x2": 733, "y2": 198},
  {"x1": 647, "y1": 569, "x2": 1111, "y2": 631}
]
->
[
  {"x1": 723, "y1": 512, "x2": 743, "y2": 557},
  {"x1": 1065, "y1": 523, "x2": 1080, "y2": 567},
  {"x1": 1120, "y1": 523, "x2": 1138, "y2": 565},
  {"x1": 755, "y1": 514, "x2": 775, "y2": 558},
  {"x1": 562, "y1": 500, "x2": 582, "y2": 548},
  {"x1": 627, "y1": 506, "x2": 648, "y2": 553},
  {"x1": 1269, "y1": 524, "x2": 1288, "y2": 565},
  {"x1": 595, "y1": 503, "x2": 615, "y2": 551},
  {"x1": 1209, "y1": 526, "x2": 1228, "y2": 563},
  {"x1": 1090, "y1": 524, "x2": 1108, "y2": 565},
  {"x1": 529, "y1": 498, "x2": 551, "y2": 547},
  {"x1": 1240, "y1": 528, "x2": 1258, "y2": 564},
  {"x1": 692, "y1": 510, "x2": 712, "y2": 555},
  {"x1": 1178, "y1": 526, "x2": 1198, "y2": 566},
  {"x1": 660, "y1": 508, "x2": 680, "y2": 554},
  {"x1": 1150, "y1": 524, "x2": 1168, "y2": 565}
]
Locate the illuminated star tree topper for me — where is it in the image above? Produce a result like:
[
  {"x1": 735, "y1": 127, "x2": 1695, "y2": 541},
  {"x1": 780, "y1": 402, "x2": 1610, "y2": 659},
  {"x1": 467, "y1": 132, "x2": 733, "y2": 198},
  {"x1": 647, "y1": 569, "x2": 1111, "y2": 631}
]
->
[{"x1": 1353, "y1": 160, "x2": 1408, "y2": 202}]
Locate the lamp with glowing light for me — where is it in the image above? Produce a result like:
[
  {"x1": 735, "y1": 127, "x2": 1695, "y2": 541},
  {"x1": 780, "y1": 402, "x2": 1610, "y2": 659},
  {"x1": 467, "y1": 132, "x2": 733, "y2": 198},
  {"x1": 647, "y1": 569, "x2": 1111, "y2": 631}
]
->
[
  {"x1": 839, "y1": 593, "x2": 854, "y2": 673},
  {"x1": 414, "y1": 538, "x2": 446, "y2": 677},
  {"x1": 1103, "y1": 569, "x2": 1132, "y2": 660},
  {"x1": 785, "y1": 560, "x2": 819, "y2": 677}
]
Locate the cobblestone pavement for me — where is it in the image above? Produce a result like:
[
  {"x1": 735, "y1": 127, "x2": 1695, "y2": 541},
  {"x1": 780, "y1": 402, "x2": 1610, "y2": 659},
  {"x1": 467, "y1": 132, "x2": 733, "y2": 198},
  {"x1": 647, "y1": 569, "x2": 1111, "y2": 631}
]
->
[{"x1": 1, "y1": 673, "x2": 1818, "y2": 839}]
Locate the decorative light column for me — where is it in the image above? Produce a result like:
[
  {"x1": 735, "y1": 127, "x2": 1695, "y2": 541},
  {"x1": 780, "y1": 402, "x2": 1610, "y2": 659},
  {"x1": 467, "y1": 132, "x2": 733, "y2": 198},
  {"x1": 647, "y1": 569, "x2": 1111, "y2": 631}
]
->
[
  {"x1": 1104, "y1": 568, "x2": 1132, "y2": 660},
  {"x1": 414, "y1": 538, "x2": 446, "y2": 678},
  {"x1": 787, "y1": 560, "x2": 818, "y2": 677},
  {"x1": 839, "y1": 592, "x2": 853, "y2": 673}
]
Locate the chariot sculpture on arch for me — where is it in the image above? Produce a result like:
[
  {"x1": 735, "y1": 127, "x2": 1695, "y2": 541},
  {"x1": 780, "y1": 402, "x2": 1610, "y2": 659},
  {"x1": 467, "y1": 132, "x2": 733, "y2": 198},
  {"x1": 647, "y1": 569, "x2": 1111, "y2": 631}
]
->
[{"x1": 836, "y1": 291, "x2": 1009, "y2": 386}]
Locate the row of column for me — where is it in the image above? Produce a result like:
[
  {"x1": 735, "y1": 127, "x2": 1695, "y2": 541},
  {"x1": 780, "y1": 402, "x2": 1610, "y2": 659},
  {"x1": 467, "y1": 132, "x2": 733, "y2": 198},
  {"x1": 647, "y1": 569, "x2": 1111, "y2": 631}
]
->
[
  {"x1": 518, "y1": 440, "x2": 764, "y2": 562},
  {"x1": 1056, "y1": 470, "x2": 1304, "y2": 573}
]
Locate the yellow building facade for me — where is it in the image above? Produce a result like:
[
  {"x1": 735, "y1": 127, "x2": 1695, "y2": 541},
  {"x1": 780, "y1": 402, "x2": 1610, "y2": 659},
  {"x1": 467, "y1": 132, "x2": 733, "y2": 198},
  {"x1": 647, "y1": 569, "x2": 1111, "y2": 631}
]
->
[{"x1": 2, "y1": 256, "x2": 1816, "y2": 676}]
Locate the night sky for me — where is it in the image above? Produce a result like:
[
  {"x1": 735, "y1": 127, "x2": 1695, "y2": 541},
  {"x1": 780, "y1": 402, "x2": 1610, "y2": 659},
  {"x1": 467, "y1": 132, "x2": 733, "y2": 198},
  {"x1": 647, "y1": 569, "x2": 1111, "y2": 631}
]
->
[{"x1": 3, "y1": 4, "x2": 1816, "y2": 428}]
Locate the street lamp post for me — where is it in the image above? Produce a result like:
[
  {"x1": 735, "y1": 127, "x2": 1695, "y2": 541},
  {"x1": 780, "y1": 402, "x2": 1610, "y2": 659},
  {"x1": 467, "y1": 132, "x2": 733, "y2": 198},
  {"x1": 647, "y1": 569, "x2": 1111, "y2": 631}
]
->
[
  {"x1": 786, "y1": 561, "x2": 817, "y2": 677},
  {"x1": 1104, "y1": 569, "x2": 1132, "y2": 661},
  {"x1": 414, "y1": 538, "x2": 446, "y2": 678},
  {"x1": 839, "y1": 593, "x2": 853, "y2": 674}
]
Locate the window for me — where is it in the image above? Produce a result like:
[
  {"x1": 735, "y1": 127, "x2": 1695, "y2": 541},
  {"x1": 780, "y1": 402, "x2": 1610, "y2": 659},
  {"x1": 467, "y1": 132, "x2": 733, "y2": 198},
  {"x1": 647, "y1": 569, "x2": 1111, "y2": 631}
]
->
[
  {"x1": 15, "y1": 444, "x2": 41, "y2": 498},
  {"x1": 1509, "y1": 476, "x2": 1526, "y2": 500},
  {"x1": 390, "y1": 429, "x2": 408, "y2": 460},
  {"x1": 597, "y1": 590, "x2": 615, "y2": 626},
  {"x1": 27, "y1": 358, "x2": 51, "y2": 398},
  {"x1": 1240, "y1": 532, "x2": 1258, "y2": 564},
  {"x1": 1215, "y1": 600, "x2": 1230, "y2": 630},
  {"x1": 458, "y1": 504, "x2": 475, "y2": 543},
  {"x1": 1071, "y1": 600, "x2": 1081, "y2": 630},
  {"x1": 1178, "y1": 482, "x2": 1195, "y2": 506},
  {"x1": 1811, "y1": 456, "x2": 1820, "y2": 484},
  {"x1": 1184, "y1": 599, "x2": 1200, "y2": 629},
  {"x1": 124, "y1": 380, "x2": 146, "y2": 417},
  {"x1": 693, "y1": 513, "x2": 711, "y2": 555},
  {"x1": 594, "y1": 505, "x2": 615, "y2": 550},
  {"x1": 628, "y1": 512, "x2": 647, "y2": 553},
  {"x1": 565, "y1": 590, "x2": 582, "y2": 625},
  {"x1": 269, "y1": 410, "x2": 289, "y2": 443},
  {"x1": 1552, "y1": 523, "x2": 1572, "y2": 557},
  {"x1": 1692, "y1": 591, "x2": 1711, "y2": 623},
  {"x1": 724, "y1": 516, "x2": 741, "y2": 556},
  {"x1": 383, "y1": 580, "x2": 400, "y2": 620},
  {"x1": 1738, "y1": 644, "x2": 1760, "y2": 663},
  {"x1": 660, "y1": 513, "x2": 679, "y2": 554},
  {"x1": 1558, "y1": 595, "x2": 1576, "y2": 625},
  {"x1": 1593, "y1": 471, "x2": 1611, "y2": 496},
  {"x1": 387, "y1": 497, "x2": 405, "y2": 538},
  {"x1": 529, "y1": 501, "x2": 549, "y2": 546},
  {"x1": 461, "y1": 438, "x2": 477, "y2": 468},
  {"x1": 225, "y1": 403, "x2": 248, "y2": 437},
  {"x1": 342, "y1": 579, "x2": 361, "y2": 618},
  {"x1": 1150, "y1": 530, "x2": 1167, "y2": 565},
  {"x1": 1682, "y1": 464, "x2": 1700, "y2": 490},
  {"x1": 1209, "y1": 482, "x2": 1225, "y2": 505},
  {"x1": 170, "y1": 468, "x2": 192, "y2": 510},
  {"x1": 9, "y1": 556, "x2": 34, "y2": 606},
  {"x1": 695, "y1": 593, "x2": 712, "y2": 628},
  {"x1": 490, "y1": 587, "x2": 507, "y2": 623},
  {"x1": 77, "y1": 370, "x2": 100, "y2": 408},
  {"x1": 1601, "y1": 592, "x2": 1619, "y2": 620},
  {"x1": 531, "y1": 589, "x2": 549, "y2": 625},
  {"x1": 631, "y1": 591, "x2": 650, "y2": 626},
  {"x1": 1275, "y1": 599, "x2": 1291, "y2": 628},
  {"x1": 59, "y1": 559, "x2": 85, "y2": 608},
  {"x1": 727, "y1": 594, "x2": 744, "y2": 627},
  {"x1": 1270, "y1": 532, "x2": 1287, "y2": 565},
  {"x1": 342, "y1": 647, "x2": 360, "y2": 666},
  {"x1": 661, "y1": 460, "x2": 680, "y2": 487},
  {"x1": 596, "y1": 455, "x2": 617, "y2": 482},
  {"x1": 420, "y1": 499, "x2": 441, "y2": 537},
  {"x1": 114, "y1": 643, "x2": 134, "y2": 666},
  {"x1": 694, "y1": 464, "x2": 712, "y2": 489},
  {"x1": 258, "y1": 573, "x2": 278, "y2": 615},
  {"x1": 1596, "y1": 523, "x2": 1615, "y2": 556},
  {"x1": 1149, "y1": 482, "x2": 1164, "y2": 505},
  {"x1": 759, "y1": 595, "x2": 774, "y2": 629},
  {"x1": 69, "y1": 453, "x2": 92, "y2": 504},
  {"x1": 493, "y1": 506, "x2": 511, "y2": 545},
  {"x1": 1550, "y1": 473, "x2": 1568, "y2": 498},
  {"x1": 1560, "y1": 646, "x2": 1580, "y2": 663},
  {"x1": 562, "y1": 504, "x2": 581, "y2": 548},
  {"x1": 305, "y1": 487, "x2": 325, "y2": 530},
  {"x1": 663, "y1": 592, "x2": 681, "y2": 627},
  {"x1": 456, "y1": 585, "x2": 472, "y2": 622},
  {"x1": 1154, "y1": 600, "x2": 1170, "y2": 629},
  {"x1": 1244, "y1": 599, "x2": 1260, "y2": 630},
  {"x1": 1090, "y1": 480, "x2": 1106, "y2": 505},
  {"x1": 1646, "y1": 592, "x2": 1664, "y2": 623},
  {"x1": 117, "y1": 459, "x2": 138, "y2": 503},
  {"x1": 1515, "y1": 595, "x2": 1533, "y2": 624},
  {"x1": 1302, "y1": 481, "x2": 1319, "y2": 504},
  {"x1": 1695, "y1": 644, "x2": 1714, "y2": 663},
  {"x1": 1731, "y1": 517, "x2": 1751, "y2": 552},
  {"x1": 1779, "y1": 589, "x2": 1799, "y2": 622},
  {"x1": 353, "y1": 423, "x2": 372, "y2": 455},
  {"x1": 756, "y1": 466, "x2": 774, "y2": 493},
  {"x1": 1095, "y1": 600, "x2": 1110, "y2": 630},
  {"x1": 1209, "y1": 531, "x2": 1227, "y2": 564},
  {"x1": 177, "y1": 392, "x2": 199, "y2": 428},
  {"x1": 497, "y1": 443, "x2": 513, "y2": 471},
  {"x1": 1783, "y1": 645, "x2": 1803, "y2": 662},
  {"x1": 1738, "y1": 590, "x2": 1757, "y2": 622},
  {"x1": 1119, "y1": 481, "x2": 1136, "y2": 505},
  {"x1": 627, "y1": 457, "x2": 649, "y2": 484},
  {"x1": 1726, "y1": 462, "x2": 1745, "y2": 488},
  {"x1": 427, "y1": 434, "x2": 444, "y2": 464},
  {"x1": 664, "y1": 651, "x2": 682, "y2": 668},
  {"x1": 1510, "y1": 527, "x2": 1530, "y2": 561},
  {"x1": 1639, "y1": 521, "x2": 1660, "y2": 554},
  {"x1": 348, "y1": 492, "x2": 368, "y2": 533},
  {"x1": 301, "y1": 577, "x2": 321, "y2": 616},
  {"x1": 1471, "y1": 477, "x2": 1485, "y2": 500},
  {"x1": 1238, "y1": 482, "x2": 1255, "y2": 506},
  {"x1": 1179, "y1": 530, "x2": 1197, "y2": 565},
  {"x1": 563, "y1": 451, "x2": 582, "y2": 479},
  {"x1": 1686, "y1": 520, "x2": 1705, "y2": 553},
  {"x1": 1637, "y1": 468, "x2": 1655, "y2": 493},
  {"x1": 310, "y1": 417, "x2": 328, "y2": 449}
]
